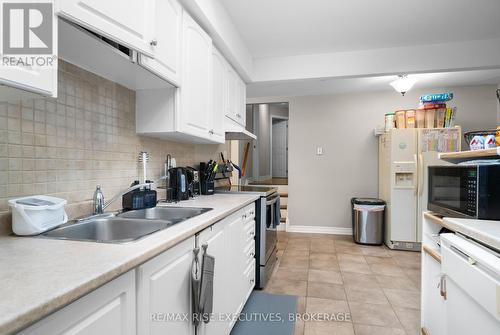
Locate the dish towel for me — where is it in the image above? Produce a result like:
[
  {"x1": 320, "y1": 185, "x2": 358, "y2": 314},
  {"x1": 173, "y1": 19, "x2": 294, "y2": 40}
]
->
[
  {"x1": 199, "y1": 244, "x2": 215, "y2": 324},
  {"x1": 273, "y1": 196, "x2": 281, "y2": 229}
]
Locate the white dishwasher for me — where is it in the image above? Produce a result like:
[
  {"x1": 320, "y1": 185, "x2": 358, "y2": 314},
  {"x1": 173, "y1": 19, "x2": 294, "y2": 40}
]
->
[{"x1": 441, "y1": 233, "x2": 500, "y2": 335}]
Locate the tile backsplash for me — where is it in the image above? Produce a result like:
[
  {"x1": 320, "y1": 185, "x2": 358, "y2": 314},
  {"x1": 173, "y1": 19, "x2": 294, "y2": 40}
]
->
[{"x1": 0, "y1": 60, "x2": 228, "y2": 235}]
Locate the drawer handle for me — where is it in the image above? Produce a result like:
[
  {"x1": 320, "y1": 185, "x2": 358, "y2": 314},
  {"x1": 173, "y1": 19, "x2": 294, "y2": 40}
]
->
[
  {"x1": 249, "y1": 252, "x2": 255, "y2": 257},
  {"x1": 439, "y1": 275, "x2": 447, "y2": 300},
  {"x1": 150, "y1": 39, "x2": 158, "y2": 46},
  {"x1": 242, "y1": 214, "x2": 247, "y2": 219}
]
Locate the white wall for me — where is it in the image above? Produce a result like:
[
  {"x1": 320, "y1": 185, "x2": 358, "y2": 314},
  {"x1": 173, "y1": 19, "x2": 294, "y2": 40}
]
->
[
  {"x1": 286, "y1": 85, "x2": 499, "y2": 230},
  {"x1": 257, "y1": 104, "x2": 271, "y2": 177}
]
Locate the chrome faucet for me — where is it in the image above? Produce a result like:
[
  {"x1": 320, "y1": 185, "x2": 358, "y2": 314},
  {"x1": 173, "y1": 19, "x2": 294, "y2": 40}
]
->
[
  {"x1": 92, "y1": 182, "x2": 153, "y2": 215},
  {"x1": 93, "y1": 185, "x2": 105, "y2": 215}
]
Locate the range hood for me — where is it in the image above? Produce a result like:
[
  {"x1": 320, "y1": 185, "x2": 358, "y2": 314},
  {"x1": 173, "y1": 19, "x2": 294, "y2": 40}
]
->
[
  {"x1": 225, "y1": 117, "x2": 257, "y2": 140},
  {"x1": 58, "y1": 19, "x2": 173, "y2": 90}
]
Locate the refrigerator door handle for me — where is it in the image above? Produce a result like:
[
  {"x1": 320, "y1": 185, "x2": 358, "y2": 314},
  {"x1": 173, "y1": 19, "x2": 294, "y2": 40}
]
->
[
  {"x1": 414, "y1": 154, "x2": 418, "y2": 196},
  {"x1": 418, "y1": 153, "x2": 424, "y2": 196}
]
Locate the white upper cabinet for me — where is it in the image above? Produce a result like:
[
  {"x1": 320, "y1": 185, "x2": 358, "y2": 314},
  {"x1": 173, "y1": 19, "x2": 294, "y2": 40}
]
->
[
  {"x1": 211, "y1": 48, "x2": 228, "y2": 144},
  {"x1": 179, "y1": 11, "x2": 213, "y2": 140},
  {"x1": 136, "y1": 6, "x2": 248, "y2": 144},
  {"x1": 235, "y1": 76, "x2": 247, "y2": 127},
  {"x1": 55, "y1": 0, "x2": 155, "y2": 56},
  {"x1": 139, "y1": 0, "x2": 182, "y2": 86},
  {"x1": 0, "y1": 4, "x2": 58, "y2": 98},
  {"x1": 225, "y1": 66, "x2": 246, "y2": 127}
]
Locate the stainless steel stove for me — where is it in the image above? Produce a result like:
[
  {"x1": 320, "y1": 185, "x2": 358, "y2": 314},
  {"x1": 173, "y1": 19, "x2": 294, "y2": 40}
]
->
[{"x1": 216, "y1": 185, "x2": 279, "y2": 289}]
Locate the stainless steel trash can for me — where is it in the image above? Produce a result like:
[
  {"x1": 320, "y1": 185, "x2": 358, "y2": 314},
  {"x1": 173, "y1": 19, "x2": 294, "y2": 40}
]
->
[{"x1": 351, "y1": 198, "x2": 385, "y2": 245}]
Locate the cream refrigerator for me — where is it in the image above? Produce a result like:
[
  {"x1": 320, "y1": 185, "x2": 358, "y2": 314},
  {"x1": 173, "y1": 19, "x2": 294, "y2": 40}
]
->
[{"x1": 378, "y1": 127, "x2": 461, "y2": 251}]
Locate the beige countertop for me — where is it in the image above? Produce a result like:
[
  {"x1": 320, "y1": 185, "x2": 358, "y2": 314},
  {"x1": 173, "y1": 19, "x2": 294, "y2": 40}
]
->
[
  {"x1": 0, "y1": 193, "x2": 259, "y2": 335},
  {"x1": 442, "y1": 217, "x2": 500, "y2": 251},
  {"x1": 425, "y1": 212, "x2": 500, "y2": 251}
]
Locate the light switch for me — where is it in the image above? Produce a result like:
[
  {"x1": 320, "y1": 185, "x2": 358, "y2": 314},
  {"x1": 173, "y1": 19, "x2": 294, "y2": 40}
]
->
[{"x1": 316, "y1": 147, "x2": 324, "y2": 155}]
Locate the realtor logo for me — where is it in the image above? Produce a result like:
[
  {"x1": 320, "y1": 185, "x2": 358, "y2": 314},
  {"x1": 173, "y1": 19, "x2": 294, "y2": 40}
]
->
[{"x1": 2, "y1": 2, "x2": 53, "y2": 54}]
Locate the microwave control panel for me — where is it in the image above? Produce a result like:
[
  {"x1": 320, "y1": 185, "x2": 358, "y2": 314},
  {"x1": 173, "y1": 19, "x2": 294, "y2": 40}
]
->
[{"x1": 466, "y1": 172, "x2": 477, "y2": 216}]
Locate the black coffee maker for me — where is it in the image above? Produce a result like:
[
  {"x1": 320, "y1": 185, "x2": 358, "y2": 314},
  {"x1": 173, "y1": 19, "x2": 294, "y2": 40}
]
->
[{"x1": 168, "y1": 167, "x2": 197, "y2": 202}]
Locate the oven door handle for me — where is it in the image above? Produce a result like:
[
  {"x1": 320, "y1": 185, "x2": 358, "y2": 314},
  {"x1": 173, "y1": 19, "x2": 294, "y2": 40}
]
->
[{"x1": 266, "y1": 195, "x2": 279, "y2": 206}]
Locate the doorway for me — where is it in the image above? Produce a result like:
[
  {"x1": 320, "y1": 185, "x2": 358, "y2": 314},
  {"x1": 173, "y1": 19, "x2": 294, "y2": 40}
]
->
[
  {"x1": 243, "y1": 102, "x2": 289, "y2": 184},
  {"x1": 271, "y1": 118, "x2": 288, "y2": 178}
]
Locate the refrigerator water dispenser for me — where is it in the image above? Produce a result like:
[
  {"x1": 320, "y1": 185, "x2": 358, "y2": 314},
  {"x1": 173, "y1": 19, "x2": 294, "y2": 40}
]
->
[
  {"x1": 393, "y1": 162, "x2": 416, "y2": 188},
  {"x1": 395, "y1": 172, "x2": 414, "y2": 187}
]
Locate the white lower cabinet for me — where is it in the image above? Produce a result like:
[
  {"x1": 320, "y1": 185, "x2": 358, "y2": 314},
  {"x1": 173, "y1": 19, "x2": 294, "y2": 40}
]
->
[
  {"x1": 197, "y1": 203, "x2": 256, "y2": 335},
  {"x1": 421, "y1": 248, "x2": 446, "y2": 335},
  {"x1": 20, "y1": 271, "x2": 136, "y2": 335},
  {"x1": 18, "y1": 204, "x2": 255, "y2": 335},
  {"x1": 136, "y1": 237, "x2": 195, "y2": 335},
  {"x1": 197, "y1": 218, "x2": 229, "y2": 335}
]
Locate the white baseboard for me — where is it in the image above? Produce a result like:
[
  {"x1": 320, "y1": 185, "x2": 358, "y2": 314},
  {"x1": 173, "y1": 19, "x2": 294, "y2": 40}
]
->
[
  {"x1": 286, "y1": 224, "x2": 352, "y2": 235},
  {"x1": 276, "y1": 216, "x2": 287, "y2": 231}
]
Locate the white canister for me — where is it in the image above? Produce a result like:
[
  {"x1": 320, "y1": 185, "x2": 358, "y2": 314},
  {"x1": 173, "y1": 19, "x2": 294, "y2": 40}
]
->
[
  {"x1": 484, "y1": 134, "x2": 497, "y2": 148},
  {"x1": 385, "y1": 113, "x2": 395, "y2": 132},
  {"x1": 469, "y1": 135, "x2": 485, "y2": 151},
  {"x1": 9, "y1": 195, "x2": 68, "y2": 235}
]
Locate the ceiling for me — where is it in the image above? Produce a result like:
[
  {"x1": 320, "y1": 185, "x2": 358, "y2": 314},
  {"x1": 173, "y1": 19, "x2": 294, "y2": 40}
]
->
[
  {"x1": 246, "y1": 69, "x2": 500, "y2": 98},
  {"x1": 221, "y1": 0, "x2": 500, "y2": 58}
]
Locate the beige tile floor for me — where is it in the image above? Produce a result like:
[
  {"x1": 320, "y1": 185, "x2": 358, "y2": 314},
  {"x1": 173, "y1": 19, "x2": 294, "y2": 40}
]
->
[{"x1": 265, "y1": 232, "x2": 421, "y2": 335}]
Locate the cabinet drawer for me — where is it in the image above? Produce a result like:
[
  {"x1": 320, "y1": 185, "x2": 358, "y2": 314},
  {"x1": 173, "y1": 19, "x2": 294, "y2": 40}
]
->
[
  {"x1": 243, "y1": 218, "x2": 255, "y2": 233},
  {"x1": 243, "y1": 221, "x2": 255, "y2": 243},
  {"x1": 244, "y1": 262, "x2": 256, "y2": 289},
  {"x1": 245, "y1": 205, "x2": 256, "y2": 220},
  {"x1": 243, "y1": 240, "x2": 255, "y2": 266}
]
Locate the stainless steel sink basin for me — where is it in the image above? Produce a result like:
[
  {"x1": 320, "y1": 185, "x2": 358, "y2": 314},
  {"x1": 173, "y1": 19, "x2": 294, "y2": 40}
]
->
[
  {"x1": 117, "y1": 207, "x2": 212, "y2": 222},
  {"x1": 40, "y1": 207, "x2": 212, "y2": 244},
  {"x1": 41, "y1": 216, "x2": 174, "y2": 243}
]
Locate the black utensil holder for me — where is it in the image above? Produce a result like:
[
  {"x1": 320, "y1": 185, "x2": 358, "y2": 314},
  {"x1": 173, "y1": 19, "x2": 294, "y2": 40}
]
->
[{"x1": 201, "y1": 180, "x2": 214, "y2": 195}]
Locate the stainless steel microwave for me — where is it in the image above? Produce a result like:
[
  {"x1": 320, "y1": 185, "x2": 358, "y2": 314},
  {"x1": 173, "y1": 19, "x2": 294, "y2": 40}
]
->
[{"x1": 428, "y1": 165, "x2": 500, "y2": 220}]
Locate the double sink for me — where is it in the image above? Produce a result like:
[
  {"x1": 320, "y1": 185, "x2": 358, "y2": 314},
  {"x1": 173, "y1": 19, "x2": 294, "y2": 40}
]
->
[{"x1": 41, "y1": 207, "x2": 212, "y2": 244}]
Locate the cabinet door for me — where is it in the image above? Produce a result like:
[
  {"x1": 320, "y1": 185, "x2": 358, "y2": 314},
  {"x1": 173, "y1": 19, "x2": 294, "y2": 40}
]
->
[
  {"x1": 421, "y1": 250, "x2": 446, "y2": 335},
  {"x1": 19, "y1": 271, "x2": 136, "y2": 335},
  {"x1": 180, "y1": 12, "x2": 213, "y2": 140},
  {"x1": 197, "y1": 221, "x2": 230, "y2": 335},
  {"x1": 139, "y1": 0, "x2": 182, "y2": 86},
  {"x1": 225, "y1": 67, "x2": 246, "y2": 127},
  {"x1": 56, "y1": 0, "x2": 155, "y2": 56},
  {"x1": 235, "y1": 76, "x2": 247, "y2": 127},
  {"x1": 137, "y1": 237, "x2": 195, "y2": 335},
  {"x1": 0, "y1": 4, "x2": 58, "y2": 97},
  {"x1": 224, "y1": 213, "x2": 254, "y2": 332},
  {"x1": 210, "y1": 48, "x2": 227, "y2": 144},
  {"x1": 225, "y1": 66, "x2": 237, "y2": 121}
]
